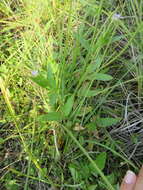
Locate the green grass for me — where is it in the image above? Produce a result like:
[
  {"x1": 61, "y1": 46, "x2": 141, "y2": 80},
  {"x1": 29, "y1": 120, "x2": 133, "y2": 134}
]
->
[{"x1": 0, "y1": 0, "x2": 143, "y2": 189}]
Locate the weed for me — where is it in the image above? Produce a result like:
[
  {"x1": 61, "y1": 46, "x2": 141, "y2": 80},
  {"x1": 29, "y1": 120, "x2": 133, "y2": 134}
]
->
[{"x1": 0, "y1": 0, "x2": 143, "y2": 189}]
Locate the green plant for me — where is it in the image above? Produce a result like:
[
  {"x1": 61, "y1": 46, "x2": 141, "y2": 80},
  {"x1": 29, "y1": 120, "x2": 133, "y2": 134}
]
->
[{"x1": 0, "y1": 0, "x2": 143, "y2": 189}]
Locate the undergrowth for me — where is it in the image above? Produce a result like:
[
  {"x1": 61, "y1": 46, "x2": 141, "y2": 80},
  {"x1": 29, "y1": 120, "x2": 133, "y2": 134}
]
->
[{"x1": 0, "y1": 0, "x2": 143, "y2": 190}]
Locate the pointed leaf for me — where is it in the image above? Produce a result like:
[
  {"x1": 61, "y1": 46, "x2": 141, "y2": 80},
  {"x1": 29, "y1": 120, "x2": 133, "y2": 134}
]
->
[
  {"x1": 78, "y1": 88, "x2": 101, "y2": 97},
  {"x1": 69, "y1": 164, "x2": 79, "y2": 182},
  {"x1": 96, "y1": 117, "x2": 121, "y2": 127},
  {"x1": 95, "y1": 152, "x2": 107, "y2": 171},
  {"x1": 62, "y1": 95, "x2": 74, "y2": 117},
  {"x1": 31, "y1": 73, "x2": 49, "y2": 88},
  {"x1": 47, "y1": 64, "x2": 56, "y2": 88},
  {"x1": 79, "y1": 35, "x2": 90, "y2": 50},
  {"x1": 89, "y1": 152, "x2": 107, "y2": 173},
  {"x1": 86, "y1": 56, "x2": 102, "y2": 73},
  {"x1": 48, "y1": 92, "x2": 58, "y2": 106},
  {"x1": 38, "y1": 112, "x2": 63, "y2": 122},
  {"x1": 87, "y1": 73, "x2": 113, "y2": 81}
]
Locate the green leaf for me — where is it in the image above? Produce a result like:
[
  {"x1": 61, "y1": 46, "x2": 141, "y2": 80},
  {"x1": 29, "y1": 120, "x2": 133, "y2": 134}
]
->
[
  {"x1": 49, "y1": 92, "x2": 58, "y2": 106},
  {"x1": 79, "y1": 33, "x2": 90, "y2": 50},
  {"x1": 38, "y1": 112, "x2": 63, "y2": 122},
  {"x1": 107, "y1": 173, "x2": 116, "y2": 185},
  {"x1": 86, "y1": 89, "x2": 101, "y2": 97},
  {"x1": 81, "y1": 164, "x2": 91, "y2": 179},
  {"x1": 31, "y1": 65, "x2": 56, "y2": 89},
  {"x1": 0, "y1": 138, "x2": 5, "y2": 145},
  {"x1": 96, "y1": 117, "x2": 121, "y2": 127},
  {"x1": 86, "y1": 56, "x2": 102, "y2": 73},
  {"x1": 89, "y1": 152, "x2": 107, "y2": 173},
  {"x1": 87, "y1": 185, "x2": 97, "y2": 190},
  {"x1": 5, "y1": 180, "x2": 19, "y2": 190},
  {"x1": 77, "y1": 106, "x2": 92, "y2": 116},
  {"x1": 31, "y1": 73, "x2": 49, "y2": 88},
  {"x1": 79, "y1": 136, "x2": 85, "y2": 145},
  {"x1": 95, "y1": 152, "x2": 107, "y2": 171},
  {"x1": 111, "y1": 35, "x2": 124, "y2": 43},
  {"x1": 29, "y1": 167, "x2": 36, "y2": 175},
  {"x1": 86, "y1": 122, "x2": 96, "y2": 131},
  {"x1": 69, "y1": 164, "x2": 79, "y2": 182},
  {"x1": 84, "y1": 90, "x2": 101, "y2": 97},
  {"x1": 62, "y1": 95, "x2": 74, "y2": 117},
  {"x1": 47, "y1": 64, "x2": 56, "y2": 88},
  {"x1": 87, "y1": 73, "x2": 113, "y2": 81},
  {"x1": 78, "y1": 88, "x2": 102, "y2": 97}
]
